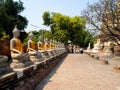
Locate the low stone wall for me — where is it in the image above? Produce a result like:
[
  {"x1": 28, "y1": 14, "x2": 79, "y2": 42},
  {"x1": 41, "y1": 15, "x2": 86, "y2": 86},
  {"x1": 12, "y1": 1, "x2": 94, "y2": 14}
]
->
[{"x1": 0, "y1": 52, "x2": 68, "y2": 90}]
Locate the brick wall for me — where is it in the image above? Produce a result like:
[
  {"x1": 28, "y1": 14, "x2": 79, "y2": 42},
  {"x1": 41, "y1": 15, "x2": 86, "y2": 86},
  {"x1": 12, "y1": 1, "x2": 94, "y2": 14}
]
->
[{"x1": 0, "y1": 52, "x2": 68, "y2": 90}]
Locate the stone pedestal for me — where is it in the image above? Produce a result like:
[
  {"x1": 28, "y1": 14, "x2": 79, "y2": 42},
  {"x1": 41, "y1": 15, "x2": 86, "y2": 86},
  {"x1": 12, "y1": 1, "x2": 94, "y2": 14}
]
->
[
  {"x1": 10, "y1": 58, "x2": 33, "y2": 69},
  {"x1": 113, "y1": 66, "x2": 120, "y2": 73},
  {"x1": 0, "y1": 72, "x2": 17, "y2": 89},
  {"x1": 13, "y1": 65, "x2": 33, "y2": 78},
  {"x1": 92, "y1": 45, "x2": 102, "y2": 53},
  {"x1": 100, "y1": 59, "x2": 109, "y2": 65},
  {"x1": 29, "y1": 54, "x2": 44, "y2": 63},
  {"x1": 39, "y1": 50, "x2": 50, "y2": 59},
  {"x1": 104, "y1": 46, "x2": 113, "y2": 55},
  {"x1": 0, "y1": 55, "x2": 13, "y2": 76},
  {"x1": 47, "y1": 50, "x2": 56, "y2": 58}
]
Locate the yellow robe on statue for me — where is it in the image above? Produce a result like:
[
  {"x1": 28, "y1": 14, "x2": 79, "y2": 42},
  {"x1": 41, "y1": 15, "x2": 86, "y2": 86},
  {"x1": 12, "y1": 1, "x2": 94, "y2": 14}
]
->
[
  {"x1": 30, "y1": 41, "x2": 36, "y2": 50},
  {"x1": 11, "y1": 39, "x2": 23, "y2": 54},
  {"x1": 26, "y1": 41, "x2": 37, "y2": 52},
  {"x1": 38, "y1": 43, "x2": 44, "y2": 50},
  {"x1": 48, "y1": 43, "x2": 51, "y2": 50}
]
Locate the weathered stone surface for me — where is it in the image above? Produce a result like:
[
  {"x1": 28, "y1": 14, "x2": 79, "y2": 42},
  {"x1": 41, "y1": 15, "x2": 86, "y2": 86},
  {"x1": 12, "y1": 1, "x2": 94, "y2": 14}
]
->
[
  {"x1": 0, "y1": 72, "x2": 17, "y2": 89},
  {"x1": 100, "y1": 59, "x2": 109, "y2": 65},
  {"x1": 0, "y1": 52, "x2": 68, "y2": 90}
]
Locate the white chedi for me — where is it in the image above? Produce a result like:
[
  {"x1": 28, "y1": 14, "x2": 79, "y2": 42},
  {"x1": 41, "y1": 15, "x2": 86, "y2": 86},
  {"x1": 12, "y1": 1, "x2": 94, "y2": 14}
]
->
[
  {"x1": 92, "y1": 39, "x2": 103, "y2": 53},
  {"x1": 87, "y1": 43, "x2": 91, "y2": 51}
]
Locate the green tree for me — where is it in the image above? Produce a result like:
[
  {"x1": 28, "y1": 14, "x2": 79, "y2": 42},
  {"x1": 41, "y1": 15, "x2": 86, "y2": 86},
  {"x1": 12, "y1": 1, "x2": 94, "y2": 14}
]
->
[
  {"x1": 0, "y1": 0, "x2": 28, "y2": 40},
  {"x1": 42, "y1": 11, "x2": 51, "y2": 26},
  {"x1": 69, "y1": 16, "x2": 86, "y2": 46},
  {"x1": 42, "y1": 11, "x2": 94, "y2": 47}
]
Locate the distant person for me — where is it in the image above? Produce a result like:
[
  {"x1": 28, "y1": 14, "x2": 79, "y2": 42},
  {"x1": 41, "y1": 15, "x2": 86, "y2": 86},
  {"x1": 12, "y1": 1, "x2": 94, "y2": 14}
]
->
[
  {"x1": 71, "y1": 46, "x2": 73, "y2": 53},
  {"x1": 73, "y1": 45, "x2": 76, "y2": 54}
]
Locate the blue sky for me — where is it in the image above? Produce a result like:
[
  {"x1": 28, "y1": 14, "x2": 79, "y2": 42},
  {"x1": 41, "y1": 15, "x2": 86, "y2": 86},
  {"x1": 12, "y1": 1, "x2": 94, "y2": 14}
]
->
[{"x1": 14, "y1": 0, "x2": 97, "y2": 32}]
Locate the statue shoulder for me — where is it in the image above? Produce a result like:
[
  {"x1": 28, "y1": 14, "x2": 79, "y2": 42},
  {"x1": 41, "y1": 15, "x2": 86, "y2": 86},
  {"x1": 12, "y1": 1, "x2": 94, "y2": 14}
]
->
[
  {"x1": 28, "y1": 39, "x2": 32, "y2": 43},
  {"x1": 10, "y1": 38, "x2": 18, "y2": 46},
  {"x1": 38, "y1": 41, "x2": 42, "y2": 44},
  {"x1": 10, "y1": 38, "x2": 17, "y2": 43}
]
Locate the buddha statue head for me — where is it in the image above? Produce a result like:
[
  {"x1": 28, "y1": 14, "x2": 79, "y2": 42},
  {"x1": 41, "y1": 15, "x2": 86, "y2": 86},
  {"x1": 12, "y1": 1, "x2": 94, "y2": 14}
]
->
[
  {"x1": 13, "y1": 25, "x2": 20, "y2": 38},
  {"x1": 29, "y1": 32, "x2": 34, "y2": 40}
]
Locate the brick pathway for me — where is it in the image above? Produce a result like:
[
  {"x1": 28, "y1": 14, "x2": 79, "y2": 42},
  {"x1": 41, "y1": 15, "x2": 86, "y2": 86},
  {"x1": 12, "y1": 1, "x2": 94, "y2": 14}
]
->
[{"x1": 35, "y1": 54, "x2": 120, "y2": 90}]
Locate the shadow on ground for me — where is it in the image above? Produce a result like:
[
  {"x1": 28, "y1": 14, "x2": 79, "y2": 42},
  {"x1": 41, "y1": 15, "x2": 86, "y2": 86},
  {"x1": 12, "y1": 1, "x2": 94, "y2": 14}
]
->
[{"x1": 34, "y1": 55, "x2": 67, "y2": 90}]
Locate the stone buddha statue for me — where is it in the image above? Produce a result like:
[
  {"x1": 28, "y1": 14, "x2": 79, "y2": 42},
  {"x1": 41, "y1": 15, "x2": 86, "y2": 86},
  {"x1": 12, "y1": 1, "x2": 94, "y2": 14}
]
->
[
  {"x1": 37, "y1": 37, "x2": 49, "y2": 59},
  {"x1": 38, "y1": 36, "x2": 44, "y2": 51},
  {"x1": 10, "y1": 26, "x2": 33, "y2": 69},
  {"x1": 51, "y1": 40, "x2": 54, "y2": 50},
  {"x1": 27, "y1": 32, "x2": 43, "y2": 62},
  {"x1": 53, "y1": 40, "x2": 57, "y2": 50},
  {"x1": 45, "y1": 38, "x2": 49, "y2": 50},
  {"x1": 51, "y1": 40, "x2": 55, "y2": 50},
  {"x1": 48, "y1": 39, "x2": 52, "y2": 50},
  {"x1": 47, "y1": 39, "x2": 56, "y2": 57},
  {"x1": 51, "y1": 40, "x2": 57, "y2": 55}
]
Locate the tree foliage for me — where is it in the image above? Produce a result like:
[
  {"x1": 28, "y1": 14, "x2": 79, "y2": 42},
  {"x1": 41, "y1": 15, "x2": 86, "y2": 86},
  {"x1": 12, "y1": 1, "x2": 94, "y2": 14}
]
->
[
  {"x1": 0, "y1": 0, "x2": 28, "y2": 40},
  {"x1": 42, "y1": 11, "x2": 94, "y2": 47},
  {"x1": 82, "y1": 0, "x2": 120, "y2": 44},
  {"x1": 42, "y1": 11, "x2": 51, "y2": 26},
  {"x1": 23, "y1": 29, "x2": 52, "y2": 45}
]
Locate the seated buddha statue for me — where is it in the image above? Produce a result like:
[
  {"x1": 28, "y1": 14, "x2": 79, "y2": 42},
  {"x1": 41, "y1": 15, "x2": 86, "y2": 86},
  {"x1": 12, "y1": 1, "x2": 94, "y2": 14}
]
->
[
  {"x1": 50, "y1": 39, "x2": 54, "y2": 50},
  {"x1": 38, "y1": 36, "x2": 45, "y2": 51},
  {"x1": 27, "y1": 32, "x2": 43, "y2": 62},
  {"x1": 42, "y1": 37, "x2": 50, "y2": 58},
  {"x1": 47, "y1": 39, "x2": 52, "y2": 50},
  {"x1": 51, "y1": 40, "x2": 57, "y2": 55},
  {"x1": 45, "y1": 38, "x2": 49, "y2": 50},
  {"x1": 49, "y1": 39, "x2": 57, "y2": 56},
  {"x1": 10, "y1": 26, "x2": 33, "y2": 69},
  {"x1": 52, "y1": 40, "x2": 56, "y2": 50}
]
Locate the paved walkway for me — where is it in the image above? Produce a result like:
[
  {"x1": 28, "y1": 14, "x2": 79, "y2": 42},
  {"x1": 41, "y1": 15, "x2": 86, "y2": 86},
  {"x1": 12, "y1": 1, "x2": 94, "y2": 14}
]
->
[{"x1": 35, "y1": 54, "x2": 120, "y2": 90}]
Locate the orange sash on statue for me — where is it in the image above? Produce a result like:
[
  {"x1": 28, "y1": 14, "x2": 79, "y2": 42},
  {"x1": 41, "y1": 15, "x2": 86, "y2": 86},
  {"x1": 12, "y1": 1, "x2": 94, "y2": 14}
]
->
[
  {"x1": 11, "y1": 39, "x2": 23, "y2": 54},
  {"x1": 30, "y1": 41, "x2": 36, "y2": 50}
]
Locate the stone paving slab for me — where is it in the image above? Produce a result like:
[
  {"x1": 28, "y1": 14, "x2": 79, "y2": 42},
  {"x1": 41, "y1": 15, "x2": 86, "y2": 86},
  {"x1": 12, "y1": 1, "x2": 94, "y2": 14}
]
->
[{"x1": 35, "y1": 54, "x2": 120, "y2": 90}]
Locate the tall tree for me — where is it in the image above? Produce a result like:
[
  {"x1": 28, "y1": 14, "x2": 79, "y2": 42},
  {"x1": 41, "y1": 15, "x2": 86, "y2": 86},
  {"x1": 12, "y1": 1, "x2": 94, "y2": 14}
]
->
[
  {"x1": 82, "y1": 0, "x2": 120, "y2": 44},
  {"x1": 0, "y1": 0, "x2": 28, "y2": 40},
  {"x1": 42, "y1": 11, "x2": 51, "y2": 26},
  {"x1": 42, "y1": 11, "x2": 93, "y2": 46}
]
